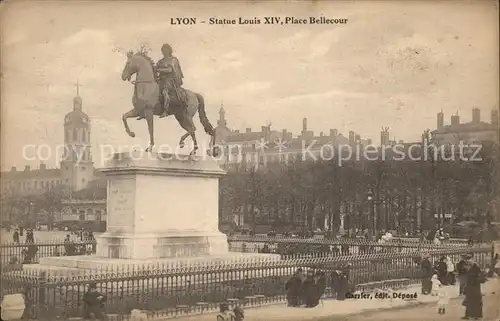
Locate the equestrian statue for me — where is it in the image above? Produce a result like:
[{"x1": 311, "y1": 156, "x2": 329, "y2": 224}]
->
[{"x1": 121, "y1": 44, "x2": 218, "y2": 157}]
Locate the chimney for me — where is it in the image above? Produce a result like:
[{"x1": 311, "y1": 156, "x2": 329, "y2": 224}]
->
[
  {"x1": 24, "y1": 165, "x2": 30, "y2": 172},
  {"x1": 246, "y1": 128, "x2": 251, "y2": 133},
  {"x1": 39, "y1": 162, "x2": 47, "y2": 170},
  {"x1": 330, "y1": 129, "x2": 338, "y2": 137},
  {"x1": 349, "y1": 131, "x2": 355, "y2": 145},
  {"x1": 320, "y1": 132, "x2": 324, "y2": 137},
  {"x1": 491, "y1": 109, "x2": 498, "y2": 125},
  {"x1": 472, "y1": 108, "x2": 480, "y2": 123},
  {"x1": 282, "y1": 129, "x2": 287, "y2": 137},
  {"x1": 261, "y1": 126, "x2": 270, "y2": 141},
  {"x1": 381, "y1": 129, "x2": 390, "y2": 146},
  {"x1": 10, "y1": 166, "x2": 16, "y2": 172},
  {"x1": 451, "y1": 113, "x2": 460, "y2": 126},
  {"x1": 355, "y1": 134, "x2": 361, "y2": 143},
  {"x1": 366, "y1": 138, "x2": 372, "y2": 145},
  {"x1": 437, "y1": 110, "x2": 444, "y2": 129},
  {"x1": 302, "y1": 118, "x2": 307, "y2": 132}
]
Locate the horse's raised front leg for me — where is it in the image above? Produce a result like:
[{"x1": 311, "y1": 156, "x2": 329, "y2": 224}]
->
[
  {"x1": 144, "y1": 108, "x2": 155, "y2": 152},
  {"x1": 122, "y1": 109, "x2": 139, "y2": 138}
]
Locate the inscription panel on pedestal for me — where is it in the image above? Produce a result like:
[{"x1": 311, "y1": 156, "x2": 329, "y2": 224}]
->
[{"x1": 107, "y1": 178, "x2": 135, "y2": 230}]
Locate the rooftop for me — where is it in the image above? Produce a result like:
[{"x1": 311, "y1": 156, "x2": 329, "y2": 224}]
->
[{"x1": 432, "y1": 121, "x2": 497, "y2": 134}]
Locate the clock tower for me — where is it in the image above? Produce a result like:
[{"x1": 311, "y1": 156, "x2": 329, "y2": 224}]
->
[{"x1": 60, "y1": 81, "x2": 94, "y2": 191}]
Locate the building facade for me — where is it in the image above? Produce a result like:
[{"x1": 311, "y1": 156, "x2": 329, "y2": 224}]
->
[
  {"x1": 1, "y1": 87, "x2": 106, "y2": 227},
  {"x1": 214, "y1": 106, "x2": 371, "y2": 168},
  {"x1": 1, "y1": 87, "x2": 96, "y2": 196},
  {"x1": 431, "y1": 108, "x2": 499, "y2": 145}
]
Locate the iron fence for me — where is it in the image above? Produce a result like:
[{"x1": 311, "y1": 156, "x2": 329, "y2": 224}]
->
[
  {"x1": 0, "y1": 240, "x2": 97, "y2": 265},
  {"x1": 0, "y1": 235, "x2": 475, "y2": 266},
  {"x1": 0, "y1": 246, "x2": 491, "y2": 320},
  {"x1": 226, "y1": 235, "x2": 479, "y2": 258}
]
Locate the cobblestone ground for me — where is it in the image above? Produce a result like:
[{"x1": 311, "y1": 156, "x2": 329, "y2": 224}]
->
[{"x1": 320, "y1": 292, "x2": 500, "y2": 321}]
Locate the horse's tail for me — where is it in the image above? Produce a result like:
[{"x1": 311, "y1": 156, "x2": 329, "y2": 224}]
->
[{"x1": 195, "y1": 93, "x2": 215, "y2": 136}]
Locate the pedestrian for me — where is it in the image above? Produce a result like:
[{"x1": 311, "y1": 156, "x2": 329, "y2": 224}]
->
[
  {"x1": 83, "y1": 282, "x2": 107, "y2": 320},
  {"x1": 313, "y1": 271, "x2": 326, "y2": 307},
  {"x1": 431, "y1": 274, "x2": 441, "y2": 296},
  {"x1": 285, "y1": 269, "x2": 303, "y2": 307},
  {"x1": 420, "y1": 253, "x2": 433, "y2": 295},
  {"x1": 12, "y1": 228, "x2": 19, "y2": 243},
  {"x1": 25, "y1": 228, "x2": 34, "y2": 244},
  {"x1": 301, "y1": 271, "x2": 317, "y2": 307},
  {"x1": 462, "y1": 255, "x2": 487, "y2": 319},
  {"x1": 436, "y1": 256, "x2": 448, "y2": 285},
  {"x1": 445, "y1": 256, "x2": 455, "y2": 285},
  {"x1": 233, "y1": 305, "x2": 244, "y2": 321},
  {"x1": 487, "y1": 253, "x2": 499, "y2": 277},
  {"x1": 456, "y1": 254, "x2": 468, "y2": 295},
  {"x1": 217, "y1": 303, "x2": 235, "y2": 321},
  {"x1": 437, "y1": 284, "x2": 449, "y2": 315},
  {"x1": 336, "y1": 267, "x2": 350, "y2": 300}
]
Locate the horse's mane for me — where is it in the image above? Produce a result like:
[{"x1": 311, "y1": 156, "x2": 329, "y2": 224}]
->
[{"x1": 129, "y1": 48, "x2": 157, "y2": 78}]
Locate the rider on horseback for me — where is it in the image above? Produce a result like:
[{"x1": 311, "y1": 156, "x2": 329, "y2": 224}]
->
[{"x1": 157, "y1": 43, "x2": 185, "y2": 118}]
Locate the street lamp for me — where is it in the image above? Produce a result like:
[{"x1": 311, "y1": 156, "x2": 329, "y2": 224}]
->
[
  {"x1": 366, "y1": 190, "x2": 375, "y2": 237},
  {"x1": 367, "y1": 189, "x2": 387, "y2": 237},
  {"x1": 27, "y1": 201, "x2": 34, "y2": 228}
]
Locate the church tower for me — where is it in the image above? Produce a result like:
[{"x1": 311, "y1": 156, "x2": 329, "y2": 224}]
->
[
  {"x1": 60, "y1": 81, "x2": 94, "y2": 191},
  {"x1": 217, "y1": 102, "x2": 227, "y2": 128}
]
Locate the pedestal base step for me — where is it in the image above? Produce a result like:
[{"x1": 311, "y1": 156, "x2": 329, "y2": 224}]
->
[{"x1": 25, "y1": 252, "x2": 281, "y2": 275}]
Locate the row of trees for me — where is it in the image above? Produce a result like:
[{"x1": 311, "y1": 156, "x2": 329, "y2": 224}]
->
[
  {"x1": 1, "y1": 180, "x2": 107, "y2": 228},
  {"x1": 2, "y1": 137, "x2": 498, "y2": 236},
  {"x1": 219, "y1": 139, "x2": 499, "y2": 234}
]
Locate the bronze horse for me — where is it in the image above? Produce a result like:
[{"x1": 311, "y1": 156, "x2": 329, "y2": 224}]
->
[{"x1": 121, "y1": 51, "x2": 218, "y2": 156}]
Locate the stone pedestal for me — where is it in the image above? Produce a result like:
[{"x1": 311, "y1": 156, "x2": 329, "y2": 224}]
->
[
  {"x1": 95, "y1": 151, "x2": 229, "y2": 260},
  {"x1": 31, "y1": 151, "x2": 279, "y2": 273}
]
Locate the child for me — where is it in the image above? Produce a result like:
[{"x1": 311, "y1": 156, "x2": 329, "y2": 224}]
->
[
  {"x1": 430, "y1": 274, "x2": 441, "y2": 296},
  {"x1": 437, "y1": 284, "x2": 449, "y2": 315}
]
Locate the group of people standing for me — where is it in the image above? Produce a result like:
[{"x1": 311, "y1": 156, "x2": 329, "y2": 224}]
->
[
  {"x1": 285, "y1": 266, "x2": 350, "y2": 308},
  {"x1": 285, "y1": 269, "x2": 327, "y2": 308},
  {"x1": 12, "y1": 227, "x2": 35, "y2": 244},
  {"x1": 420, "y1": 253, "x2": 487, "y2": 319}
]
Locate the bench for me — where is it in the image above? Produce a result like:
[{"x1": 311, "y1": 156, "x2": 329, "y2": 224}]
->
[
  {"x1": 227, "y1": 298, "x2": 240, "y2": 307},
  {"x1": 254, "y1": 294, "x2": 265, "y2": 305},
  {"x1": 196, "y1": 302, "x2": 209, "y2": 313},
  {"x1": 175, "y1": 304, "x2": 190, "y2": 315},
  {"x1": 244, "y1": 296, "x2": 257, "y2": 306},
  {"x1": 355, "y1": 278, "x2": 411, "y2": 292}
]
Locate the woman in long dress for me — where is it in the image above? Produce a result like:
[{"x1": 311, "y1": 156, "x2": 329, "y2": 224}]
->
[{"x1": 463, "y1": 258, "x2": 486, "y2": 319}]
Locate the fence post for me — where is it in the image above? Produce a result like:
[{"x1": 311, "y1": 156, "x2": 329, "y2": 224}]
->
[{"x1": 38, "y1": 271, "x2": 47, "y2": 318}]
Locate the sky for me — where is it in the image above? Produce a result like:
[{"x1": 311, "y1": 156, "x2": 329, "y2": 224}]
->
[{"x1": 0, "y1": 0, "x2": 498, "y2": 170}]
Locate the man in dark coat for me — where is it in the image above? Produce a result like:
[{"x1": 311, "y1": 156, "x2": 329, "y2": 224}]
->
[
  {"x1": 12, "y1": 229, "x2": 19, "y2": 243},
  {"x1": 335, "y1": 265, "x2": 350, "y2": 301},
  {"x1": 312, "y1": 271, "x2": 326, "y2": 307},
  {"x1": 436, "y1": 256, "x2": 448, "y2": 285},
  {"x1": 25, "y1": 229, "x2": 34, "y2": 243},
  {"x1": 462, "y1": 256, "x2": 486, "y2": 319},
  {"x1": 83, "y1": 282, "x2": 107, "y2": 320},
  {"x1": 420, "y1": 253, "x2": 432, "y2": 295},
  {"x1": 301, "y1": 271, "x2": 317, "y2": 307},
  {"x1": 456, "y1": 254, "x2": 468, "y2": 295},
  {"x1": 285, "y1": 269, "x2": 303, "y2": 307}
]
